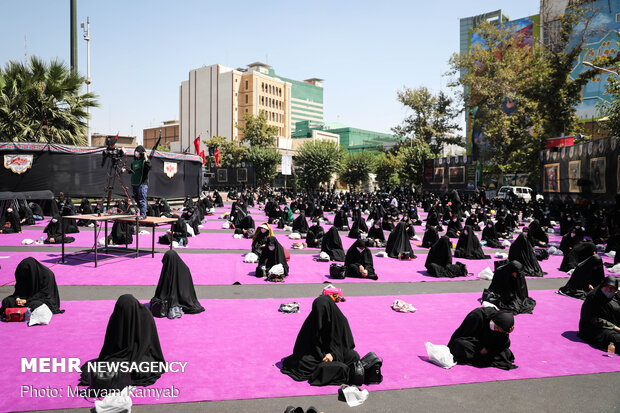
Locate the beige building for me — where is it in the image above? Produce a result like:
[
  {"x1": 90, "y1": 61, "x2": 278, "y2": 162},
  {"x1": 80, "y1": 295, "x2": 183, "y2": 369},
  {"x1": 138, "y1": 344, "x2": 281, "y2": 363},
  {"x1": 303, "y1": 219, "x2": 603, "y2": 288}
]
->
[
  {"x1": 291, "y1": 129, "x2": 339, "y2": 151},
  {"x1": 91, "y1": 133, "x2": 136, "y2": 148},
  {"x1": 143, "y1": 120, "x2": 179, "y2": 150},
  {"x1": 176, "y1": 62, "x2": 293, "y2": 155}
]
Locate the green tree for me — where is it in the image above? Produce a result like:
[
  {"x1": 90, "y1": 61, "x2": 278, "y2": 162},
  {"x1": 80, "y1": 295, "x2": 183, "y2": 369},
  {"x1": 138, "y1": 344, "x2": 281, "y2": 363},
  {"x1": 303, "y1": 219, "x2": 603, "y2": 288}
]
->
[
  {"x1": 238, "y1": 112, "x2": 279, "y2": 147},
  {"x1": 0, "y1": 56, "x2": 98, "y2": 145},
  {"x1": 599, "y1": 73, "x2": 620, "y2": 137},
  {"x1": 393, "y1": 86, "x2": 463, "y2": 157},
  {"x1": 375, "y1": 152, "x2": 402, "y2": 189},
  {"x1": 202, "y1": 135, "x2": 247, "y2": 168},
  {"x1": 295, "y1": 140, "x2": 344, "y2": 190},
  {"x1": 340, "y1": 151, "x2": 376, "y2": 190},
  {"x1": 397, "y1": 140, "x2": 432, "y2": 188},
  {"x1": 246, "y1": 145, "x2": 281, "y2": 186}
]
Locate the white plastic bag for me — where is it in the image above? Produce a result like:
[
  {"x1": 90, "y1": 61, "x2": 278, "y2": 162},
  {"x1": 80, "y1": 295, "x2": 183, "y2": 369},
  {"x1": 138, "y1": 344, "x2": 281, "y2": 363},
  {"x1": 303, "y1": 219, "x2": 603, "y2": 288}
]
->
[
  {"x1": 412, "y1": 235, "x2": 421, "y2": 241},
  {"x1": 319, "y1": 251, "x2": 330, "y2": 260},
  {"x1": 233, "y1": 234, "x2": 243, "y2": 239},
  {"x1": 481, "y1": 301, "x2": 499, "y2": 310},
  {"x1": 477, "y1": 267, "x2": 494, "y2": 280},
  {"x1": 291, "y1": 242, "x2": 305, "y2": 249},
  {"x1": 289, "y1": 232, "x2": 302, "y2": 240},
  {"x1": 269, "y1": 263, "x2": 285, "y2": 276},
  {"x1": 501, "y1": 240, "x2": 511, "y2": 248},
  {"x1": 21, "y1": 238, "x2": 34, "y2": 245},
  {"x1": 186, "y1": 224, "x2": 195, "y2": 237},
  {"x1": 391, "y1": 299, "x2": 417, "y2": 313},
  {"x1": 222, "y1": 222, "x2": 231, "y2": 229},
  {"x1": 375, "y1": 251, "x2": 388, "y2": 257},
  {"x1": 138, "y1": 230, "x2": 149, "y2": 235},
  {"x1": 494, "y1": 252, "x2": 508, "y2": 259},
  {"x1": 283, "y1": 225, "x2": 293, "y2": 232},
  {"x1": 94, "y1": 386, "x2": 132, "y2": 413},
  {"x1": 548, "y1": 246, "x2": 563, "y2": 256},
  {"x1": 609, "y1": 264, "x2": 620, "y2": 274},
  {"x1": 341, "y1": 385, "x2": 369, "y2": 407},
  {"x1": 425, "y1": 342, "x2": 456, "y2": 369},
  {"x1": 29, "y1": 304, "x2": 52, "y2": 326},
  {"x1": 606, "y1": 250, "x2": 616, "y2": 258},
  {"x1": 244, "y1": 252, "x2": 259, "y2": 263}
]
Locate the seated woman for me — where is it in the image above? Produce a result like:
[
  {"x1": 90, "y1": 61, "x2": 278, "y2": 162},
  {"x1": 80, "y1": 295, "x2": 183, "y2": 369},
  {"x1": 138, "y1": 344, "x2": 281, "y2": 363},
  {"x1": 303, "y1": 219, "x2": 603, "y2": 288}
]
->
[
  {"x1": 559, "y1": 241, "x2": 596, "y2": 272},
  {"x1": 0, "y1": 257, "x2": 64, "y2": 319},
  {"x1": 0, "y1": 207, "x2": 22, "y2": 233},
  {"x1": 321, "y1": 227, "x2": 346, "y2": 262},
  {"x1": 482, "y1": 261, "x2": 536, "y2": 314},
  {"x1": 347, "y1": 215, "x2": 368, "y2": 239},
  {"x1": 158, "y1": 216, "x2": 188, "y2": 246},
  {"x1": 447, "y1": 307, "x2": 517, "y2": 370},
  {"x1": 19, "y1": 204, "x2": 36, "y2": 226},
  {"x1": 43, "y1": 216, "x2": 75, "y2": 244},
  {"x1": 445, "y1": 216, "x2": 462, "y2": 238},
  {"x1": 344, "y1": 239, "x2": 378, "y2": 280},
  {"x1": 234, "y1": 214, "x2": 255, "y2": 238},
  {"x1": 255, "y1": 236, "x2": 289, "y2": 278},
  {"x1": 61, "y1": 204, "x2": 80, "y2": 234},
  {"x1": 292, "y1": 211, "x2": 310, "y2": 234},
  {"x1": 306, "y1": 221, "x2": 325, "y2": 248},
  {"x1": 425, "y1": 236, "x2": 468, "y2": 278},
  {"x1": 29, "y1": 202, "x2": 45, "y2": 221},
  {"x1": 526, "y1": 220, "x2": 548, "y2": 248},
  {"x1": 152, "y1": 250, "x2": 205, "y2": 314},
  {"x1": 421, "y1": 226, "x2": 439, "y2": 248},
  {"x1": 559, "y1": 226, "x2": 584, "y2": 256},
  {"x1": 281, "y1": 295, "x2": 360, "y2": 386},
  {"x1": 333, "y1": 209, "x2": 349, "y2": 231},
  {"x1": 367, "y1": 220, "x2": 386, "y2": 248},
  {"x1": 76, "y1": 198, "x2": 94, "y2": 227},
  {"x1": 495, "y1": 217, "x2": 510, "y2": 239},
  {"x1": 558, "y1": 255, "x2": 605, "y2": 299},
  {"x1": 382, "y1": 215, "x2": 395, "y2": 231},
  {"x1": 481, "y1": 221, "x2": 504, "y2": 249},
  {"x1": 508, "y1": 233, "x2": 545, "y2": 277},
  {"x1": 454, "y1": 226, "x2": 490, "y2": 259},
  {"x1": 385, "y1": 221, "x2": 415, "y2": 259},
  {"x1": 79, "y1": 294, "x2": 165, "y2": 388},
  {"x1": 251, "y1": 223, "x2": 273, "y2": 255},
  {"x1": 578, "y1": 275, "x2": 619, "y2": 350},
  {"x1": 280, "y1": 206, "x2": 294, "y2": 227}
]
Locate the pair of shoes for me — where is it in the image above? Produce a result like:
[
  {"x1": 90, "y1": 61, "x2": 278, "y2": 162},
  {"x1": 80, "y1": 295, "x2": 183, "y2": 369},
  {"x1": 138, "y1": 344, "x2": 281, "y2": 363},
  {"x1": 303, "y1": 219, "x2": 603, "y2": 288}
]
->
[
  {"x1": 167, "y1": 306, "x2": 183, "y2": 319},
  {"x1": 284, "y1": 407, "x2": 303, "y2": 413}
]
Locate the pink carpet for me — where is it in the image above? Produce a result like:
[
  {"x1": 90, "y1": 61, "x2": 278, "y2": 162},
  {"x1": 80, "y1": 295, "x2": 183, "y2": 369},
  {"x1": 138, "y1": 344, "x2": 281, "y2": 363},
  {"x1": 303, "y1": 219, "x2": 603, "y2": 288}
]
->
[
  {"x1": 0, "y1": 290, "x2": 617, "y2": 412},
  {"x1": 0, "y1": 250, "x2": 574, "y2": 286}
]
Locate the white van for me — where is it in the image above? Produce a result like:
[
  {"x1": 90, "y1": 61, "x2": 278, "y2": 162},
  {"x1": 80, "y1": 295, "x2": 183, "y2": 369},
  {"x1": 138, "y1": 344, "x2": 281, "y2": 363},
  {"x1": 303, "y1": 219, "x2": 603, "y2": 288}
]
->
[{"x1": 496, "y1": 186, "x2": 542, "y2": 202}]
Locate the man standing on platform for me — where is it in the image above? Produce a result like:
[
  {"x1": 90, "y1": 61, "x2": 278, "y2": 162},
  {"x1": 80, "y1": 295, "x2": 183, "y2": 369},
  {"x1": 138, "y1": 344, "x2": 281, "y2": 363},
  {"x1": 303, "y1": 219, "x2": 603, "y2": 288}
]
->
[{"x1": 126, "y1": 145, "x2": 151, "y2": 219}]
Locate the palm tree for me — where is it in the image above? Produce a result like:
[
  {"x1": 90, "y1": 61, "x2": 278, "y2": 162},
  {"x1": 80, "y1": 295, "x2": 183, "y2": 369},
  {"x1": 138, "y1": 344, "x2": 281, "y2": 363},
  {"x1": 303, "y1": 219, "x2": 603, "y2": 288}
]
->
[{"x1": 0, "y1": 56, "x2": 98, "y2": 145}]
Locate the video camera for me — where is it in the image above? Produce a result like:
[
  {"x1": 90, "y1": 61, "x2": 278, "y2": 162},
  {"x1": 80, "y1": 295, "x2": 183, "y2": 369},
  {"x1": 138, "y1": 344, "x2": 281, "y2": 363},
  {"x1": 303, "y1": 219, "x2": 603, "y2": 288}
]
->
[{"x1": 102, "y1": 135, "x2": 124, "y2": 164}]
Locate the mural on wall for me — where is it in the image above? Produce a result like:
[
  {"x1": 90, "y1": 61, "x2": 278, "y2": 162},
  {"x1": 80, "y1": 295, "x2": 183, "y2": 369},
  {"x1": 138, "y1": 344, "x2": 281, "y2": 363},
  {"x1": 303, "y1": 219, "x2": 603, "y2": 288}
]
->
[
  {"x1": 568, "y1": 160, "x2": 581, "y2": 193},
  {"x1": 544, "y1": 163, "x2": 560, "y2": 192},
  {"x1": 449, "y1": 166, "x2": 465, "y2": 184},
  {"x1": 590, "y1": 157, "x2": 606, "y2": 193}
]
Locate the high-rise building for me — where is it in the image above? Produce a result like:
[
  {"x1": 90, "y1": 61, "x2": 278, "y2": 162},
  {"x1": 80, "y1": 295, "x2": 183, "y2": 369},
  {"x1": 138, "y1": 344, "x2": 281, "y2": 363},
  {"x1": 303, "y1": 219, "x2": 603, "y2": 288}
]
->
[{"x1": 175, "y1": 63, "x2": 323, "y2": 155}]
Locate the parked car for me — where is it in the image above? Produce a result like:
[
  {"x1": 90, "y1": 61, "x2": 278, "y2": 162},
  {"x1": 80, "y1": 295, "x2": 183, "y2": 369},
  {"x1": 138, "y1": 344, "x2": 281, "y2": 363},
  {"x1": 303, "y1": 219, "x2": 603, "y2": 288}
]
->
[{"x1": 495, "y1": 186, "x2": 542, "y2": 202}]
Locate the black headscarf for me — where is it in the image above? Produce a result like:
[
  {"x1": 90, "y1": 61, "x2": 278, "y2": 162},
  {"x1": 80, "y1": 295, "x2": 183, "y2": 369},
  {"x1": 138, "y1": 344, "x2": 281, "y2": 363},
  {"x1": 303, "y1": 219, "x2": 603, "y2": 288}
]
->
[
  {"x1": 445, "y1": 217, "x2": 463, "y2": 238},
  {"x1": 344, "y1": 239, "x2": 376, "y2": 278},
  {"x1": 559, "y1": 255, "x2": 605, "y2": 300},
  {"x1": 448, "y1": 307, "x2": 517, "y2": 370},
  {"x1": 292, "y1": 212, "x2": 310, "y2": 234},
  {"x1": 256, "y1": 236, "x2": 289, "y2": 277},
  {"x1": 559, "y1": 227, "x2": 584, "y2": 255},
  {"x1": 79, "y1": 294, "x2": 165, "y2": 387},
  {"x1": 481, "y1": 221, "x2": 503, "y2": 249},
  {"x1": 484, "y1": 260, "x2": 536, "y2": 314},
  {"x1": 454, "y1": 225, "x2": 490, "y2": 259},
  {"x1": 508, "y1": 233, "x2": 544, "y2": 277},
  {"x1": 421, "y1": 226, "x2": 439, "y2": 248},
  {"x1": 0, "y1": 207, "x2": 21, "y2": 233},
  {"x1": 560, "y1": 241, "x2": 597, "y2": 272},
  {"x1": 306, "y1": 222, "x2": 325, "y2": 248},
  {"x1": 425, "y1": 236, "x2": 468, "y2": 278},
  {"x1": 385, "y1": 222, "x2": 415, "y2": 259},
  {"x1": 0, "y1": 257, "x2": 63, "y2": 315},
  {"x1": 578, "y1": 276, "x2": 620, "y2": 350},
  {"x1": 527, "y1": 220, "x2": 548, "y2": 246},
  {"x1": 348, "y1": 215, "x2": 368, "y2": 239},
  {"x1": 281, "y1": 295, "x2": 358, "y2": 386},
  {"x1": 367, "y1": 220, "x2": 385, "y2": 242},
  {"x1": 152, "y1": 250, "x2": 205, "y2": 314},
  {"x1": 321, "y1": 227, "x2": 346, "y2": 262}
]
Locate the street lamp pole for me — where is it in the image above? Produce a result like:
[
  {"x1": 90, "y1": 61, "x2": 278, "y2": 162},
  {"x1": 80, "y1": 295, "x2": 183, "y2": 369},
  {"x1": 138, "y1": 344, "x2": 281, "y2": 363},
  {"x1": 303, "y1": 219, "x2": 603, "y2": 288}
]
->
[{"x1": 82, "y1": 17, "x2": 91, "y2": 146}]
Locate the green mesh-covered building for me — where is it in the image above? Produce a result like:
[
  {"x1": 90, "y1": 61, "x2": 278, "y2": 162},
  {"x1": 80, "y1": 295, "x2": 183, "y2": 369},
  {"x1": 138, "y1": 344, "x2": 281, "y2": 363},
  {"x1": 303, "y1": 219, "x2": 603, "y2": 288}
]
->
[{"x1": 292, "y1": 121, "x2": 396, "y2": 153}]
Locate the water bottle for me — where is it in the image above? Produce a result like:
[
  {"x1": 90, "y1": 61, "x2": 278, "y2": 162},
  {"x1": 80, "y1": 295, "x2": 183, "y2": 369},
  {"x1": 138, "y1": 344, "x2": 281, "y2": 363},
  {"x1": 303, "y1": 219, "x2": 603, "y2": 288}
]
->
[
  {"x1": 39, "y1": 235, "x2": 44, "y2": 244},
  {"x1": 25, "y1": 308, "x2": 31, "y2": 323},
  {"x1": 608, "y1": 342, "x2": 616, "y2": 357}
]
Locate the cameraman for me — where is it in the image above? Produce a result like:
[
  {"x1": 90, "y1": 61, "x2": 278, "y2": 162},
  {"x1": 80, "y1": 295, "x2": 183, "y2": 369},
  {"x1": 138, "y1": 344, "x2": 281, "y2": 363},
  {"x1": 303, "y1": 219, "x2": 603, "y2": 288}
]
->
[{"x1": 123, "y1": 145, "x2": 151, "y2": 218}]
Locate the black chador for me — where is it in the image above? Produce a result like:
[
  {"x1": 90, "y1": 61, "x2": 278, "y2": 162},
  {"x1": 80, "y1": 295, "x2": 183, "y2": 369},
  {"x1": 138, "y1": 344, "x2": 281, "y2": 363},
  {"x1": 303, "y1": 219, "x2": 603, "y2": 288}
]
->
[
  {"x1": 385, "y1": 222, "x2": 415, "y2": 259},
  {"x1": 152, "y1": 250, "x2": 205, "y2": 314},
  {"x1": 482, "y1": 260, "x2": 536, "y2": 314},
  {"x1": 321, "y1": 227, "x2": 346, "y2": 262}
]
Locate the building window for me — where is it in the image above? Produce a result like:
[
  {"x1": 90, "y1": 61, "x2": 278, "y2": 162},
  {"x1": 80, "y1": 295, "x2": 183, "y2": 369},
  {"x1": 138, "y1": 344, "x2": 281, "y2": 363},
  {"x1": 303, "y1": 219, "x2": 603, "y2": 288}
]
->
[
  {"x1": 245, "y1": 80, "x2": 248, "y2": 89},
  {"x1": 245, "y1": 109, "x2": 248, "y2": 113},
  {"x1": 245, "y1": 95, "x2": 248, "y2": 104},
  {"x1": 262, "y1": 83, "x2": 264, "y2": 92}
]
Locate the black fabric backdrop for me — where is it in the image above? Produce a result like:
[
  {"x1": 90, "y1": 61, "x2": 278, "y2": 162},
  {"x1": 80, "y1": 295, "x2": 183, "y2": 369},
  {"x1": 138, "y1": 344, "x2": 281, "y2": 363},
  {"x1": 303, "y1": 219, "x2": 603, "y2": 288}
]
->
[
  {"x1": 423, "y1": 155, "x2": 475, "y2": 192},
  {"x1": 540, "y1": 137, "x2": 620, "y2": 203},
  {"x1": 0, "y1": 142, "x2": 202, "y2": 198}
]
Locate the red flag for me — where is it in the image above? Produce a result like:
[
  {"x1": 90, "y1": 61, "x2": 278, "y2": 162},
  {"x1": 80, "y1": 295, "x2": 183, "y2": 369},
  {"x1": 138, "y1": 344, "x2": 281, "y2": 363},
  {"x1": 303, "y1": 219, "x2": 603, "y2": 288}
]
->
[
  {"x1": 193, "y1": 136, "x2": 201, "y2": 154},
  {"x1": 214, "y1": 149, "x2": 220, "y2": 167},
  {"x1": 199, "y1": 150, "x2": 206, "y2": 165}
]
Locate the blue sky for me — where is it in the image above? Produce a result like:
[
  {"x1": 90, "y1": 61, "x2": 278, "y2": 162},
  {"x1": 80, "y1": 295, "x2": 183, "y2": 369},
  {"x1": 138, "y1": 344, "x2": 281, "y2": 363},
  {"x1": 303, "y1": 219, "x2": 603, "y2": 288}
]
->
[{"x1": 1, "y1": 0, "x2": 540, "y2": 143}]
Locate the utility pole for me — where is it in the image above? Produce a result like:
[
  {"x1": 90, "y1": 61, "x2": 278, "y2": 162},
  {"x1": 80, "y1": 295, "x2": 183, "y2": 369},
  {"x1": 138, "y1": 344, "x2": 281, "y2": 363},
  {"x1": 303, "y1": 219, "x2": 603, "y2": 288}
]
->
[
  {"x1": 70, "y1": 0, "x2": 77, "y2": 73},
  {"x1": 82, "y1": 17, "x2": 91, "y2": 145}
]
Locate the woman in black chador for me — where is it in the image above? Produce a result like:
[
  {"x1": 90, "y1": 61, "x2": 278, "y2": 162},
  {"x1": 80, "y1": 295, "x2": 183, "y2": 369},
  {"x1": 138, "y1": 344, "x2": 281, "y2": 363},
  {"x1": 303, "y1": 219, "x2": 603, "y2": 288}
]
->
[
  {"x1": 79, "y1": 294, "x2": 165, "y2": 388},
  {"x1": 481, "y1": 221, "x2": 504, "y2": 249},
  {"x1": 251, "y1": 223, "x2": 273, "y2": 255},
  {"x1": 42, "y1": 216, "x2": 75, "y2": 244},
  {"x1": 559, "y1": 241, "x2": 596, "y2": 273},
  {"x1": 292, "y1": 211, "x2": 310, "y2": 234},
  {"x1": 448, "y1": 307, "x2": 517, "y2": 370},
  {"x1": 344, "y1": 239, "x2": 378, "y2": 280},
  {"x1": 558, "y1": 255, "x2": 605, "y2": 300},
  {"x1": 421, "y1": 226, "x2": 439, "y2": 248},
  {"x1": 151, "y1": 250, "x2": 205, "y2": 314},
  {"x1": 255, "y1": 236, "x2": 289, "y2": 278},
  {"x1": 578, "y1": 276, "x2": 619, "y2": 350},
  {"x1": 281, "y1": 295, "x2": 360, "y2": 386},
  {"x1": 0, "y1": 207, "x2": 22, "y2": 233},
  {"x1": 367, "y1": 220, "x2": 386, "y2": 247},
  {"x1": 385, "y1": 221, "x2": 415, "y2": 259},
  {"x1": 333, "y1": 209, "x2": 349, "y2": 231},
  {"x1": 425, "y1": 236, "x2": 468, "y2": 278},
  {"x1": 0, "y1": 257, "x2": 64, "y2": 319},
  {"x1": 445, "y1": 216, "x2": 463, "y2": 238},
  {"x1": 508, "y1": 233, "x2": 545, "y2": 277},
  {"x1": 306, "y1": 221, "x2": 325, "y2": 248},
  {"x1": 347, "y1": 215, "x2": 368, "y2": 239},
  {"x1": 61, "y1": 204, "x2": 80, "y2": 234},
  {"x1": 526, "y1": 220, "x2": 548, "y2": 248},
  {"x1": 454, "y1": 225, "x2": 490, "y2": 259},
  {"x1": 482, "y1": 261, "x2": 536, "y2": 314},
  {"x1": 321, "y1": 227, "x2": 346, "y2": 262}
]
